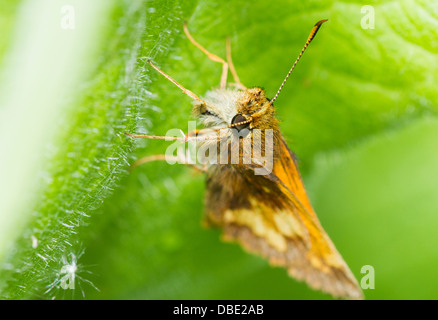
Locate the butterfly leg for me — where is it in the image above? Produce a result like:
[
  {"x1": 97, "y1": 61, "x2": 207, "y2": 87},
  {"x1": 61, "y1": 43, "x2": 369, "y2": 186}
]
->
[
  {"x1": 125, "y1": 128, "x2": 224, "y2": 171},
  {"x1": 148, "y1": 60, "x2": 206, "y2": 104},
  {"x1": 124, "y1": 128, "x2": 222, "y2": 143},
  {"x1": 184, "y1": 22, "x2": 229, "y2": 90},
  {"x1": 226, "y1": 37, "x2": 246, "y2": 90},
  {"x1": 129, "y1": 154, "x2": 208, "y2": 173}
]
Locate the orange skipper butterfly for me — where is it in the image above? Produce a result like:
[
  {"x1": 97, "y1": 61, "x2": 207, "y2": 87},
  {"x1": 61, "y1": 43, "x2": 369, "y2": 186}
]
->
[{"x1": 126, "y1": 19, "x2": 363, "y2": 299}]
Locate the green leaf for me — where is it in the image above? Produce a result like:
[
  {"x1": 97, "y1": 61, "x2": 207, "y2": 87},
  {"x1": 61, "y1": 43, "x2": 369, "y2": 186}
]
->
[
  {"x1": 0, "y1": 0, "x2": 437, "y2": 299},
  {"x1": 0, "y1": 0, "x2": 193, "y2": 298}
]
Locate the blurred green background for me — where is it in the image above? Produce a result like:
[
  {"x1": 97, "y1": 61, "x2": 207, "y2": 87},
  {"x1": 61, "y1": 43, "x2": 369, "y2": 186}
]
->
[{"x1": 0, "y1": 0, "x2": 437, "y2": 299}]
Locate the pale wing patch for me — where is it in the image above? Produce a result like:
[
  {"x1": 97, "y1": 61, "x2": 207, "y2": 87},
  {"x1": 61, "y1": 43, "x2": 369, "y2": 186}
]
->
[
  {"x1": 224, "y1": 207, "x2": 287, "y2": 252},
  {"x1": 272, "y1": 210, "x2": 304, "y2": 238},
  {"x1": 223, "y1": 197, "x2": 307, "y2": 253}
]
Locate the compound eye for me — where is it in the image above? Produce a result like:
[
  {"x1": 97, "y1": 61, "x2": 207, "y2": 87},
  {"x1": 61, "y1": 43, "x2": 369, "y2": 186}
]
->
[
  {"x1": 231, "y1": 114, "x2": 250, "y2": 131},
  {"x1": 199, "y1": 103, "x2": 207, "y2": 114}
]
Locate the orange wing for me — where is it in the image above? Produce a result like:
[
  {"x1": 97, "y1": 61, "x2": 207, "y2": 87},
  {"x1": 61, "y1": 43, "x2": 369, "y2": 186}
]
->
[{"x1": 204, "y1": 136, "x2": 363, "y2": 299}]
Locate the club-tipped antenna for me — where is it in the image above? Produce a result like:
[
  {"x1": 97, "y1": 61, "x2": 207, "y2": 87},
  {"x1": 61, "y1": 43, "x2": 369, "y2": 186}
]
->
[{"x1": 270, "y1": 19, "x2": 328, "y2": 104}]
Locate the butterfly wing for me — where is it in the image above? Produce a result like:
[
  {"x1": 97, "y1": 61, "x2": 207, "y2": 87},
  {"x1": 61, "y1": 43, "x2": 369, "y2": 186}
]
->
[{"x1": 204, "y1": 136, "x2": 363, "y2": 299}]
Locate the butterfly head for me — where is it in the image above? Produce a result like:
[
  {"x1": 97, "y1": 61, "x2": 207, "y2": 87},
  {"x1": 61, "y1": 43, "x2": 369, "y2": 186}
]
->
[{"x1": 193, "y1": 87, "x2": 278, "y2": 132}]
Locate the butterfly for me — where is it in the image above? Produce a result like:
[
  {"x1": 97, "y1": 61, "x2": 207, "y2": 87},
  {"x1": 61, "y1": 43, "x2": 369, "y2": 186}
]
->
[{"x1": 126, "y1": 19, "x2": 363, "y2": 299}]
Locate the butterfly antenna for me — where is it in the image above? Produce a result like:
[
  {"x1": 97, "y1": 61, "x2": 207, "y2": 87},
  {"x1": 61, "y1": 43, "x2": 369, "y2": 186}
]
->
[{"x1": 270, "y1": 19, "x2": 328, "y2": 104}]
